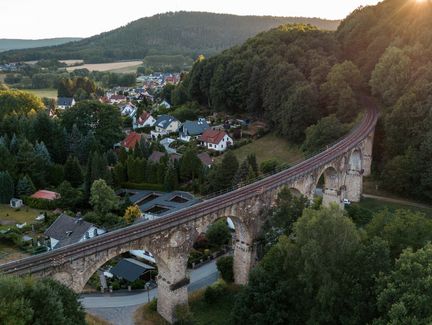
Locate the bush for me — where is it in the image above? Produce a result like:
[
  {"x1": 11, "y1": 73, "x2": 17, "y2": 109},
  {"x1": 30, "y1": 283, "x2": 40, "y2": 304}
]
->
[
  {"x1": 204, "y1": 281, "x2": 228, "y2": 304},
  {"x1": 148, "y1": 298, "x2": 158, "y2": 312},
  {"x1": 260, "y1": 159, "x2": 281, "y2": 174},
  {"x1": 216, "y1": 256, "x2": 234, "y2": 283},
  {"x1": 121, "y1": 182, "x2": 164, "y2": 191}
]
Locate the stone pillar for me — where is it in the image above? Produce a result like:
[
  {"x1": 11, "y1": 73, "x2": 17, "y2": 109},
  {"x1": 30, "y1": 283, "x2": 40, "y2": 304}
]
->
[
  {"x1": 156, "y1": 258, "x2": 189, "y2": 324},
  {"x1": 233, "y1": 240, "x2": 256, "y2": 285},
  {"x1": 345, "y1": 171, "x2": 363, "y2": 202},
  {"x1": 322, "y1": 189, "x2": 342, "y2": 208},
  {"x1": 363, "y1": 131, "x2": 374, "y2": 177}
]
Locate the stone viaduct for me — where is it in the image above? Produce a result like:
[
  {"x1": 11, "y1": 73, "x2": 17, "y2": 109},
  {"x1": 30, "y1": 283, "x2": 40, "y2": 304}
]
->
[{"x1": 0, "y1": 107, "x2": 378, "y2": 323}]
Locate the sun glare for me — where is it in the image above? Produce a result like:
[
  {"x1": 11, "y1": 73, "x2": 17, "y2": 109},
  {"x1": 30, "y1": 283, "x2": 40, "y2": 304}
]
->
[{"x1": 416, "y1": 0, "x2": 428, "y2": 3}]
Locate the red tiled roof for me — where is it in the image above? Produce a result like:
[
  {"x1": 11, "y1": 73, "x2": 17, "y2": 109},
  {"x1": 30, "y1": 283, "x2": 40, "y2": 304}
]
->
[
  {"x1": 31, "y1": 190, "x2": 60, "y2": 201},
  {"x1": 198, "y1": 129, "x2": 227, "y2": 145},
  {"x1": 122, "y1": 132, "x2": 144, "y2": 150}
]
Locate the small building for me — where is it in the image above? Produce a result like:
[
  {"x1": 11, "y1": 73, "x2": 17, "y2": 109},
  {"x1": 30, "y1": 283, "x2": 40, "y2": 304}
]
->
[
  {"x1": 10, "y1": 198, "x2": 23, "y2": 209},
  {"x1": 148, "y1": 151, "x2": 181, "y2": 164},
  {"x1": 109, "y1": 94, "x2": 127, "y2": 105},
  {"x1": 31, "y1": 190, "x2": 61, "y2": 201},
  {"x1": 121, "y1": 132, "x2": 145, "y2": 151},
  {"x1": 151, "y1": 115, "x2": 180, "y2": 138},
  {"x1": 57, "y1": 97, "x2": 76, "y2": 110},
  {"x1": 159, "y1": 100, "x2": 171, "y2": 109},
  {"x1": 199, "y1": 129, "x2": 233, "y2": 152},
  {"x1": 197, "y1": 152, "x2": 214, "y2": 168},
  {"x1": 120, "y1": 103, "x2": 137, "y2": 118},
  {"x1": 178, "y1": 119, "x2": 210, "y2": 142},
  {"x1": 110, "y1": 258, "x2": 155, "y2": 282},
  {"x1": 44, "y1": 214, "x2": 105, "y2": 250},
  {"x1": 133, "y1": 111, "x2": 156, "y2": 129}
]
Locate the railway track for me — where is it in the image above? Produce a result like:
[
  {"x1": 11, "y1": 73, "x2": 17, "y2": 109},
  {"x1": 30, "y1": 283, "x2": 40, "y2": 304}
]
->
[{"x1": 0, "y1": 106, "x2": 378, "y2": 275}]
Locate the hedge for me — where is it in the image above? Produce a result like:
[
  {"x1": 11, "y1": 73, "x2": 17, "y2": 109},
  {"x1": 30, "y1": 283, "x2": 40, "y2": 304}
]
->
[
  {"x1": 22, "y1": 196, "x2": 57, "y2": 210},
  {"x1": 121, "y1": 182, "x2": 164, "y2": 191}
]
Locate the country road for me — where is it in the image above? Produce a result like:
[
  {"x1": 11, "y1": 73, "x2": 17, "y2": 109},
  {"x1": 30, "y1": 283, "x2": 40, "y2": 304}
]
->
[{"x1": 82, "y1": 260, "x2": 220, "y2": 325}]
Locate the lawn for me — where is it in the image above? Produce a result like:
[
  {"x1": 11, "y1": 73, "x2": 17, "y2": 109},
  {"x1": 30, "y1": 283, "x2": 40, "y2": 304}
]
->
[
  {"x1": 21, "y1": 88, "x2": 57, "y2": 99},
  {"x1": 0, "y1": 204, "x2": 47, "y2": 225},
  {"x1": 354, "y1": 197, "x2": 432, "y2": 217},
  {"x1": 222, "y1": 133, "x2": 304, "y2": 165},
  {"x1": 0, "y1": 243, "x2": 29, "y2": 264}
]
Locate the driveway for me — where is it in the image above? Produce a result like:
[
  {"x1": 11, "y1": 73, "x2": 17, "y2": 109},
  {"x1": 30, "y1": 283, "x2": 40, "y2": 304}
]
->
[{"x1": 82, "y1": 260, "x2": 220, "y2": 324}]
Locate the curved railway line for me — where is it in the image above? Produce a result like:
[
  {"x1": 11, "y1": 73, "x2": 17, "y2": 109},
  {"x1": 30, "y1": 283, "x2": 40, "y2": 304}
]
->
[{"x1": 0, "y1": 105, "x2": 378, "y2": 275}]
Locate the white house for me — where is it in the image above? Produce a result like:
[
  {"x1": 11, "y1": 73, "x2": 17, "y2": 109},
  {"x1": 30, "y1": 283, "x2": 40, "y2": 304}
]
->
[
  {"x1": 133, "y1": 111, "x2": 156, "y2": 129},
  {"x1": 57, "y1": 97, "x2": 76, "y2": 110},
  {"x1": 151, "y1": 115, "x2": 180, "y2": 138},
  {"x1": 198, "y1": 129, "x2": 233, "y2": 152},
  {"x1": 44, "y1": 214, "x2": 105, "y2": 250},
  {"x1": 121, "y1": 103, "x2": 137, "y2": 118}
]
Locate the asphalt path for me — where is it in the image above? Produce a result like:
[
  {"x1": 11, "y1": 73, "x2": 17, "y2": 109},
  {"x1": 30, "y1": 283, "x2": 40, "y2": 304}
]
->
[{"x1": 82, "y1": 260, "x2": 219, "y2": 324}]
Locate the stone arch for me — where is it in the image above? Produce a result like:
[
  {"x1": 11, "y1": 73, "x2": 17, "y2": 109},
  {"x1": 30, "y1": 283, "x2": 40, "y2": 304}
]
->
[
  {"x1": 288, "y1": 187, "x2": 303, "y2": 198},
  {"x1": 54, "y1": 241, "x2": 165, "y2": 293},
  {"x1": 316, "y1": 165, "x2": 342, "y2": 207},
  {"x1": 349, "y1": 149, "x2": 362, "y2": 172}
]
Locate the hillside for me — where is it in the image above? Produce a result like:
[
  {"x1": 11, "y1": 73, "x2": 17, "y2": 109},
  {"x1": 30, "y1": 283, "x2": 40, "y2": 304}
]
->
[
  {"x1": 177, "y1": 0, "x2": 432, "y2": 202},
  {"x1": 0, "y1": 38, "x2": 82, "y2": 52},
  {"x1": 0, "y1": 12, "x2": 340, "y2": 63}
]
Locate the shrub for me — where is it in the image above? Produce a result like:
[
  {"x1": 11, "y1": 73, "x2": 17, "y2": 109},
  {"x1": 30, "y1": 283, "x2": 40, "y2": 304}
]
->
[
  {"x1": 216, "y1": 256, "x2": 234, "y2": 283},
  {"x1": 204, "y1": 281, "x2": 228, "y2": 304},
  {"x1": 22, "y1": 196, "x2": 57, "y2": 210},
  {"x1": 148, "y1": 298, "x2": 158, "y2": 312},
  {"x1": 174, "y1": 303, "x2": 194, "y2": 325}
]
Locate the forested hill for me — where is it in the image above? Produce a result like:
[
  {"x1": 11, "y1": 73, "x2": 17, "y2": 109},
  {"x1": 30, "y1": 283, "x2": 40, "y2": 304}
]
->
[
  {"x1": 0, "y1": 38, "x2": 82, "y2": 52},
  {"x1": 0, "y1": 12, "x2": 340, "y2": 63},
  {"x1": 178, "y1": 0, "x2": 432, "y2": 202}
]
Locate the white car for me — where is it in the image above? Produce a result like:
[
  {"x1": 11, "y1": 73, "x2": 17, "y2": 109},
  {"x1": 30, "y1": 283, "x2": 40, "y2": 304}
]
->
[{"x1": 343, "y1": 199, "x2": 351, "y2": 205}]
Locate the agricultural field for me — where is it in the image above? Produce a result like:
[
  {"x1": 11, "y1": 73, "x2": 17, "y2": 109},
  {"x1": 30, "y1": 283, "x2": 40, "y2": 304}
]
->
[
  {"x1": 66, "y1": 60, "x2": 142, "y2": 73},
  {"x1": 224, "y1": 133, "x2": 304, "y2": 165},
  {"x1": 354, "y1": 197, "x2": 432, "y2": 217},
  {"x1": 21, "y1": 88, "x2": 57, "y2": 99}
]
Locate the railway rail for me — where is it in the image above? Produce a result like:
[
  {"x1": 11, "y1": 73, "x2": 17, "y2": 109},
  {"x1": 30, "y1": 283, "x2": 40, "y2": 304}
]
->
[{"x1": 0, "y1": 105, "x2": 378, "y2": 275}]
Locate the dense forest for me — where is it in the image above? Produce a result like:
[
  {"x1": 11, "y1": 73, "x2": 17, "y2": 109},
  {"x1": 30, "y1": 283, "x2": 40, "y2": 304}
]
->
[
  {"x1": 0, "y1": 12, "x2": 340, "y2": 63},
  {"x1": 0, "y1": 38, "x2": 82, "y2": 52},
  {"x1": 177, "y1": 0, "x2": 432, "y2": 201}
]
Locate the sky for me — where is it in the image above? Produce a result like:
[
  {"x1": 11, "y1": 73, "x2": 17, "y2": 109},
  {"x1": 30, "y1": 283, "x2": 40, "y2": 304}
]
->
[{"x1": 0, "y1": 0, "x2": 381, "y2": 39}]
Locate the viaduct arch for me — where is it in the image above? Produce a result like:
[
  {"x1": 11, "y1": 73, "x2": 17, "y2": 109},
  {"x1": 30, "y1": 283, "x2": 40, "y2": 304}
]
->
[{"x1": 0, "y1": 107, "x2": 378, "y2": 323}]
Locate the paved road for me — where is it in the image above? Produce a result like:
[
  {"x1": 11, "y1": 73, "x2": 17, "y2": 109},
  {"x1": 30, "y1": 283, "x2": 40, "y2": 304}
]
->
[{"x1": 82, "y1": 260, "x2": 220, "y2": 324}]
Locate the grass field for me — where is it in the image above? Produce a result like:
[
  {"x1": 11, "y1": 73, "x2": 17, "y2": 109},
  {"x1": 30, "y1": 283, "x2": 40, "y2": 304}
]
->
[
  {"x1": 134, "y1": 284, "x2": 239, "y2": 325},
  {"x1": 223, "y1": 133, "x2": 304, "y2": 164},
  {"x1": 354, "y1": 197, "x2": 432, "y2": 217},
  {"x1": 0, "y1": 243, "x2": 29, "y2": 264},
  {"x1": 21, "y1": 88, "x2": 57, "y2": 99},
  {"x1": 0, "y1": 204, "x2": 47, "y2": 225},
  {"x1": 67, "y1": 61, "x2": 142, "y2": 73}
]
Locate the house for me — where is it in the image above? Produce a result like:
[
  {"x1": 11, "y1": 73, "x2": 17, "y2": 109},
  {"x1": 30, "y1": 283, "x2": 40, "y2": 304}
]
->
[
  {"x1": 44, "y1": 214, "x2": 105, "y2": 250},
  {"x1": 159, "y1": 100, "x2": 171, "y2": 109},
  {"x1": 110, "y1": 258, "x2": 155, "y2": 282},
  {"x1": 151, "y1": 115, "x2": 180, "y2": 138},
  {"x1": 133, "y1": 111, "x2": 156, "y2": 129},
  {"x1": 109, "y1": 94, "x2": 127, "y2": 104},
  {"x1": 57, "y1": 97, "x2": 75, "y2": 110},
  {"x1": 31, "y1": 190, "x2": 60, "y2": 201},
  {"x1": 120, "y1": 103, "x2": 137, "y2": 118},
  {"x1": 178, "y1": 119, "x2": 210, "y2": 142},
  {"x1": 199, "y1": 129, "x2": 234, "y2": 152},
  {"x1": 148, "y1": 151, "x2": 181, "y2": 164},
  {"x1": 197, "y1": 152, "x2": 214, "y2": 168},
  {"x1": 10, "y1": 198, "x2": 23, "y2": 209},
  {"x1": 121, "y1": 132, "x2": 145, "y2": 151}
]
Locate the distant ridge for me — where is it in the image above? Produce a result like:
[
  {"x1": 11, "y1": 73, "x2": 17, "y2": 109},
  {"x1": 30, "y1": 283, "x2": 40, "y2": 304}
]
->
[
  {"x1": 0, "y1": 38, "x2": 82, "y2": 52},
  {"x1": 0, "y1": 12, "x2": 340, "y2": 63}
]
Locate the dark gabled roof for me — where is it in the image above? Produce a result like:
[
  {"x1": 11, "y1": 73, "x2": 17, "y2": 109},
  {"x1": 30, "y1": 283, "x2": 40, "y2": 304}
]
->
[
  {"x1": 197, "y1": 152, "x2": 213, "y2": 166},
  {"x1": 180, "y1": 120, "x2": 210, "y2": 136},
  {"x1": 57, "y1": 97, "x2": 74, "y2": 106},
  {"x1": 148, "y1": 151, "x2": 181, "y2": 163},
  {"x1": 110, "y1": 258, "x2": 155, "y2": 282},
  {"x1": 44, "y1": 214, "x2": 95, "y2": 248},
  {"x1": 155, "y1": 115, "x2": 178, "y2": 129}
]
